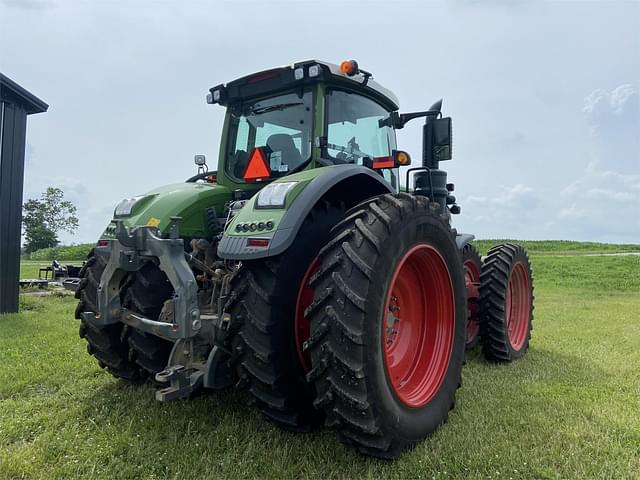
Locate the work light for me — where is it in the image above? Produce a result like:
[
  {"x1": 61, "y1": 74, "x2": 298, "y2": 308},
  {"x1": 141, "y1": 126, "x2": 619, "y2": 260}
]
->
[
  {"x1": 256, "y1": 182, "x2": 297, "y2": 208},
  {"x1": 114, "y1": 196, "x2": 143, "y2": 217}
]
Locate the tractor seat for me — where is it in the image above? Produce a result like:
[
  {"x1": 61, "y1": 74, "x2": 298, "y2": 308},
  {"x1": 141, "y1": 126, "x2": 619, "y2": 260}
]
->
[{"x1": 266, "y1": 134, "x2": 302, "y2": 171}]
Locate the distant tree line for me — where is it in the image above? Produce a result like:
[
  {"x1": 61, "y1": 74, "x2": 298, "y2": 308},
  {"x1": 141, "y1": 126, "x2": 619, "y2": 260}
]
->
[{"x1": 26, "y1": 244, "x2": 93, "y2": 261}]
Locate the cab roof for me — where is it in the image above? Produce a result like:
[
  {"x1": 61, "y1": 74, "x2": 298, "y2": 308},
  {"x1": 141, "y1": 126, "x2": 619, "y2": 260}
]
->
[{"x1": 208, "y1": 59, "x2": 399, "y2": 111}]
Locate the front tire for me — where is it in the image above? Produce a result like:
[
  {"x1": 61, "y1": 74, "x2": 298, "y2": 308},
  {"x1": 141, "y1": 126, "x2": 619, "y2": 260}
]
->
[
  {"x1": 305, "y1": 194, "x2": 467, "y2": 458},
  {"x1": 75, "y1": 250, "x2": 144, "y2": 382},
  {"x1": 76, "y1": 250, "x2": 174, "y2": 382},
  {"x1": 121, "y1": 263, "x2": 174, "y2": 378}
]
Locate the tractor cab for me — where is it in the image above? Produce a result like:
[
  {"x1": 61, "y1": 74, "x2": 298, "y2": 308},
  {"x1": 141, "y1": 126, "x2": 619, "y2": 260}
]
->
[{"x1": 207, "y1": 60, "x2": 406, "y2": 190}]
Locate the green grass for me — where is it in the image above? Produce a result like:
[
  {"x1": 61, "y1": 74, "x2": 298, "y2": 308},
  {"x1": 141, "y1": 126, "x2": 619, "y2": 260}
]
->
[{"x1": 2, "y1": 243, "x2": 640, "y2": 479}]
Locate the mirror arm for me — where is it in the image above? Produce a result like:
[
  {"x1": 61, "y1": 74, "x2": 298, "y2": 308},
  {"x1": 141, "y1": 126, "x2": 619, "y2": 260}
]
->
[
  {"x1": 393, "y1": 99, "x2": 443, "y2": 129},
  {"x1": 393, "y1": 109, "x2": 441, "y2": 129}
]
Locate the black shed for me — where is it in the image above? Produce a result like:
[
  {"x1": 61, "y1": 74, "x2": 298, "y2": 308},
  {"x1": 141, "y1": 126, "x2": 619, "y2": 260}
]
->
[{"x1": 0, "y1": 74, "x2": 48, "y2": 314}]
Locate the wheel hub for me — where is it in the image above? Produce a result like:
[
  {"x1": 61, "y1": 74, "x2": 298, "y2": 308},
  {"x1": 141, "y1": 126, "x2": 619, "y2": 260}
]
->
[
  {"x1": 386, "y1": 295, "x2": 400, "y2": 345},
  {"x1": 382, "y1": 244, "x2": 455, "y2": 408}
]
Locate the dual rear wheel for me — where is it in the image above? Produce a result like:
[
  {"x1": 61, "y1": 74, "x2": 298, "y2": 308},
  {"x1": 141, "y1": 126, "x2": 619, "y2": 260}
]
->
[
  {"x1": 304, "y1": 193, "x2": 466, "y2": 458},
  {"x1": 235, "y1": 193, "x2": 467, "y2": 457},
  {"x1": 461, "y1": 242, "x2": 535, "y2": 359},
  {"x1": 233, "y1": 194, "x2": 534, "y2": 458},
  {"x1": 232, "y1": 193, "x2": 466, "y2": 455}
]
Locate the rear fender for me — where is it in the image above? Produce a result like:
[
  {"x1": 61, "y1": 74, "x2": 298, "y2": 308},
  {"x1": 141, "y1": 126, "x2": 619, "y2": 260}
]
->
[{"x1": 217, "y1": 164, "x2": 393, "y2": 260}]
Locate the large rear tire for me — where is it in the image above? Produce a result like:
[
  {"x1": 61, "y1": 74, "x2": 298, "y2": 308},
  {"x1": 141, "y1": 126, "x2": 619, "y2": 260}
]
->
[
  {"x1": 230, "y1": 202, "x2": 344, "y2": 431},
  {"x1": 305, "y1": 193, "x2": 466, "y2": 458},
  {"x1": 479, "y1": 243, "x2": 534, "y2": 362}
]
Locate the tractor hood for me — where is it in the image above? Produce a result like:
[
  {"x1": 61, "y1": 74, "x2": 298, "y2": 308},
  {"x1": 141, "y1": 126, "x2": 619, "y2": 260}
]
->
[{"x1": 100, "y1": 182, "x2": 234, "y2": 240}]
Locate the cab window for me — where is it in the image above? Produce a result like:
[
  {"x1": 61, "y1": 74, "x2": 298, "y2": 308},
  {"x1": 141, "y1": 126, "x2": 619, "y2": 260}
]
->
[
  {"x1": 325, "y1": 90, "x2": 397, "y2": 164},
  {"x1": 226, "y1": 90, "x2": 313, "y2": 181}
]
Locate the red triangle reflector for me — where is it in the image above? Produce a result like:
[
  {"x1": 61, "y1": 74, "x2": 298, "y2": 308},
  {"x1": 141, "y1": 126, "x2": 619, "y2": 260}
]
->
[{"x1": 243, "y1": 148, "x2": 271, "y2": 182}]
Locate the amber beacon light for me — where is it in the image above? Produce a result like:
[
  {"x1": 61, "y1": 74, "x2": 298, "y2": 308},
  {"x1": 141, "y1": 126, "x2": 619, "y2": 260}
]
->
[{"x1": 340, "y1": 59, "x2": 359, "y2": 76}]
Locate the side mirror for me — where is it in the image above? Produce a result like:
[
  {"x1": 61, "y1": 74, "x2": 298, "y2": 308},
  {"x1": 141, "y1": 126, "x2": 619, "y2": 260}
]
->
[
  {"x1": 194, "y1": 154, "x2": 206, "y2": 166},
  {"x1": 423, "y1": 117, "x2": 452, "y2": 167},
  {"x1": 432, "y1": 117, "x2": 452, "y2": 162}
]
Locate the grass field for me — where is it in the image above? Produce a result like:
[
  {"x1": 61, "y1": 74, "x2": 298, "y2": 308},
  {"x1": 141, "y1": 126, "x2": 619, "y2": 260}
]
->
[{"x1": 3, "y1": 242, "x2": 640, "y2": 479}]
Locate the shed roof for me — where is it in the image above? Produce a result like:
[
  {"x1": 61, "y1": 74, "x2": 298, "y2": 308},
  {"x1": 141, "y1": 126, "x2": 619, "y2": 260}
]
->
[{"x1": 0, "y1": 73, "x2": 48, "y2": 114}]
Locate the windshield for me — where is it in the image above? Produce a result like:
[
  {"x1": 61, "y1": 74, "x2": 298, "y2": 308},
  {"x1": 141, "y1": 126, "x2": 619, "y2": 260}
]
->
[{"x1": 225, "y1": 90, "x2": 313, "y2": 181}]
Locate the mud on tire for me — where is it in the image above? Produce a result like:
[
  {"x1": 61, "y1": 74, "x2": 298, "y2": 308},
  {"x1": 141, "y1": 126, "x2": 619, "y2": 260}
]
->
[{"x1": 305, "y1": 193, "x2": 467, "y2": 458}]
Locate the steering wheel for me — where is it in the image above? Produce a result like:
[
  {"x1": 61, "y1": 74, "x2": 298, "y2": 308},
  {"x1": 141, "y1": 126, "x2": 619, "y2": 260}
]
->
[
  {"x1": 333, "y1": 152, "x2": 351, "y2": 164},
  {"x1": 186, "y1": 170, "x2": 218, "y2": 183},
  {"x1": 328, "y1": 144, "x2": 369, "y2": 165}
]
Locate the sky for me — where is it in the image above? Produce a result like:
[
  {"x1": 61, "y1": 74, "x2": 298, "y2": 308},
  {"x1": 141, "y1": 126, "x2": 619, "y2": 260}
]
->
[{"x1": 1, "y1": 0, "x2": 639, "y2": 244}]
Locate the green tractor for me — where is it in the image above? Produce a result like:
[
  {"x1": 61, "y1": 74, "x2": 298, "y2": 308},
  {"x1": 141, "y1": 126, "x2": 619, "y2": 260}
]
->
[{"x1": 75, "y1": 59, "x2": 534, "y2": 458}]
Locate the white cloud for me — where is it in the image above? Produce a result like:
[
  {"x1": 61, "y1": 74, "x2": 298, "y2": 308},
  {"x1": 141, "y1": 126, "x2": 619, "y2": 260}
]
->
[
  {"x1": 583, "y1": 84, "x2": 640, "y2": 174},
  {"x1": 557, "y1": 163, "x2": 640, "y2": 242},
  {"x1": 553, "y1": 84, "x2": 640, "y2": 241},
  {"x1": 457, "y1": 184, "x2": 547, "y2": 239},
  {"x1": 584, "y1": 85, "x2": 639, "y2": 129}
]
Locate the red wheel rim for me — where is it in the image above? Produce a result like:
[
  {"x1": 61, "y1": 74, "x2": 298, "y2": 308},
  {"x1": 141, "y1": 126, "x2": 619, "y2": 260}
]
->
[
  {"x1": 383, "y1": 245, "x2": 455, "y2": 408},
  {"x1": 294, "y1": 258, "x2": 319, "y2": 373},
  {"x1": 464, "y1": 259, "x2": 480, "y2": 345},
  {"x1": 505, "y1": 261, "x2": 531, "y2": 351}
]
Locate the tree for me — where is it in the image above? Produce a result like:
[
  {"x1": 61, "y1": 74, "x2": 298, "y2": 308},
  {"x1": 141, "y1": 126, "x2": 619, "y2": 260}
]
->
[{"x1": 22, "y1": 187, "x2": 79, "y2": 253}]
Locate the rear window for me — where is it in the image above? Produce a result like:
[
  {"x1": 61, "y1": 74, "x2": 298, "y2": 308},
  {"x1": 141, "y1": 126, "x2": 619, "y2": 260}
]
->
[{"x1": 225, "y1": 90, "x2": 313, "y2": 181}]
